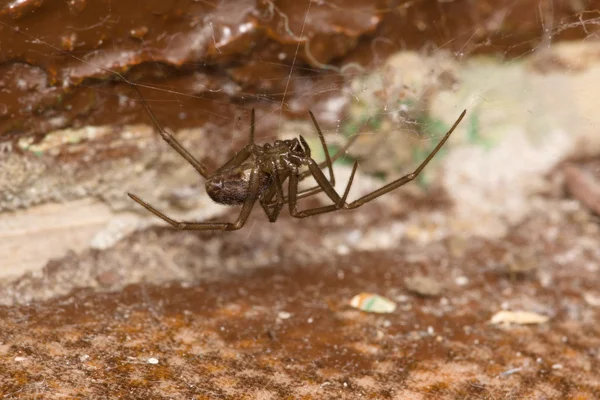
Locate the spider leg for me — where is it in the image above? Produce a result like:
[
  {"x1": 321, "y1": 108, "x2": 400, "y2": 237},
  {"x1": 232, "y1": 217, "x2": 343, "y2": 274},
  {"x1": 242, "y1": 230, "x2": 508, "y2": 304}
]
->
[
  {"x1": 260, "y1": 197, "x2": 283, "y2": 222},
  {"x1": 131, "y1": 84, "x2": 210, "y2": 178},
  {"x1": 307, "y1": 111, "x2": 335, "y2": 185},
  {"x1": 259, "y1": 164, "x2": 286, "y2": 222},
  {"x1": 288, "y1": 186, "x2": 323, "y2": 202},
  {"x1": 289, "y1": 161, "x2": 358, "y2": 218},
  {"x1": 128, "y1": 167, "x2": 261, "y2": 231},
  {"x1": 265, "y1": 132, "x2": 359, "y2": 208},
  {"x1": 265, "y1": 182, "x2": 321, "y2": 208},
  {"x1": 214, "y1": 146, "x2": 253, "y2": 175},
  {"x1": 213, "y1": 110, "x2": 258, "y2": 174},
  {"x1": 261, "y1": 169, "x2": 289, "y2": 203},
  {"x1": 345, "y1": 109, "x2": 466, "y2": 209},
  {"x1": 266, "y1": 131, "x2": 359, "y2": 207},
  {"x1": 296, "y1": 130, "x2": 360, "y2": 182}
]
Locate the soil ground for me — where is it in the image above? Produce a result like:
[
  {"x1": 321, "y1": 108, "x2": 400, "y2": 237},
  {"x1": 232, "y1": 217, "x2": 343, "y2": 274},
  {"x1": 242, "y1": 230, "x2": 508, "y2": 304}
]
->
[{"x1": 1, "y1": 189, "x2": 599, "y2": 399}]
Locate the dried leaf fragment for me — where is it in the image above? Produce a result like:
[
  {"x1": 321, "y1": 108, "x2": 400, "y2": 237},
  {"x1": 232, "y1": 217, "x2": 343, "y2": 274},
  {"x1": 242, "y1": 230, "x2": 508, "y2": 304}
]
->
[{"x1": 490, "y1": 310, "x2": 549, "y2": 326}]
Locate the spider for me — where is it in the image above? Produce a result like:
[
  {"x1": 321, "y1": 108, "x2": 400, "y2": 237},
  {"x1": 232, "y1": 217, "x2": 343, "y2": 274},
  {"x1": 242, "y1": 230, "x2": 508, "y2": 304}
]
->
[{"x1": 128, "y1": 90, "x2": 466, "y2": 231}]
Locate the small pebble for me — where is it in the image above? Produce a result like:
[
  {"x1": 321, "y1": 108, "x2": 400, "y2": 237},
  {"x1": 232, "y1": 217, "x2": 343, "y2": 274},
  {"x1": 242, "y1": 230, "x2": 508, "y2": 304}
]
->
[
  {"x1": 277, "y1": 311, "x2": 292, "y2": 320},
  {"x1": 130, "y1": 26, "x2": 149, "y2": 39},
  {"x1": 404, "y1": 275, "x2": 443, "y2": 297},
  {"x1": 350, "y1": 293, "x2": 397, "y2": 314},
  {"x1": 96, "y1": 270, "x2": 120, "y2": 287},
  {"x1": 395, "y1": 294, "x2": 410, "y2": 303},
  {"x1": 455, "y1": 276, "x2": 469, "y2": 286},
  {"x1": 584, "y1": 292, "x2": 600, "y2": 307},
  {"x1": 14, "y1": 356, "x2": 26, "y2": 362},
  {"x1": 336, "y1": 244, "x2": 350, "y2": 255},
  {"x1": 147, "y1": 358, "x2": 159, "y2": 365}
]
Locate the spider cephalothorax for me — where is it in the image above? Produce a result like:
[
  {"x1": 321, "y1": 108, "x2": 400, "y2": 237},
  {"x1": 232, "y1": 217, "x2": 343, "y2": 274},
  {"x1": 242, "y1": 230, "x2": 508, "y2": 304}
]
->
[{"x1": 128, "y1": 91, "x2": 466, "y2": 231}]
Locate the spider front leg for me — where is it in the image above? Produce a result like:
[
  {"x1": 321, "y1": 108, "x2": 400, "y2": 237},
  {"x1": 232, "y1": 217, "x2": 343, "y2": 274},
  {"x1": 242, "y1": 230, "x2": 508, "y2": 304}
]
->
[
  {"x1": 288, "y1": 160, "x2": 358, "y2": 218},
  {"x1": 345, "y1": 109, "x2": 466, "y2": 209},
  {"x1": 132, "y1": 84, "x2": 210, "y2": 178},
  {"x1": 128, "y1": 166, "x2": 261, "y2": 231}
]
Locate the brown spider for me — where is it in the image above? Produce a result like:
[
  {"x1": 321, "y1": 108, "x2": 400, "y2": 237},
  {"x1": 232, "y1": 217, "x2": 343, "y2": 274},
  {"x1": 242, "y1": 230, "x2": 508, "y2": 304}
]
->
[{"x1": 128, "y1": 91, "x2": 466, "y2": 231}]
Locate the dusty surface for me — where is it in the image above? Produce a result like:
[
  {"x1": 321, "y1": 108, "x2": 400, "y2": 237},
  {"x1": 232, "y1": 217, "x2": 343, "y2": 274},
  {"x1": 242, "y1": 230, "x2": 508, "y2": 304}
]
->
[{"x1": 1, "y1": 185, "x2": 599, "y2": 398}]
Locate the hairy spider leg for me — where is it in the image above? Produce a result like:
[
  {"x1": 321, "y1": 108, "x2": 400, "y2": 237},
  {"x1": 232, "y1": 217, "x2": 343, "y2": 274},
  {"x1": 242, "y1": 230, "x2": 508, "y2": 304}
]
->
[
  {"x1": 288, "y1": 160, "x2": 358, "y2": 218},
  {"x1": 128, "y1": 166, "x2": 262, "y2": 231},
  {"x1": 131, "y1": 84, "x2": 210, "y2": 178},
  {"x1": 344, "y1": 109, "x2": 467, "y2": 209}
]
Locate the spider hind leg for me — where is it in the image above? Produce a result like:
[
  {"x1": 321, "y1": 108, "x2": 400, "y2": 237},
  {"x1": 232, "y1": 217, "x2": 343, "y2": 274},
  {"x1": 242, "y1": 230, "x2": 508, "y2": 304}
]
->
[{"x1": 128, "y1": 165, "x2": 262, "y2": 231}]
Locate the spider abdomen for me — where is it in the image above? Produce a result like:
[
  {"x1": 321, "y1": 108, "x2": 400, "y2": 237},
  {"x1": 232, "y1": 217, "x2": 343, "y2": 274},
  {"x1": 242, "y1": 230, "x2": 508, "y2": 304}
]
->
[{"x1": 205, "y1": 166, "x2": 271, "y2": 206}]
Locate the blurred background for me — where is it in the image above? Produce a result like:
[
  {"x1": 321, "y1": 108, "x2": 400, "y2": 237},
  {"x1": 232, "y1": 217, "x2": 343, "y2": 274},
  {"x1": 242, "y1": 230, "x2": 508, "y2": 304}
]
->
[{"x1": 1, "y1": 0, "x2": 599, "y2": 397}]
